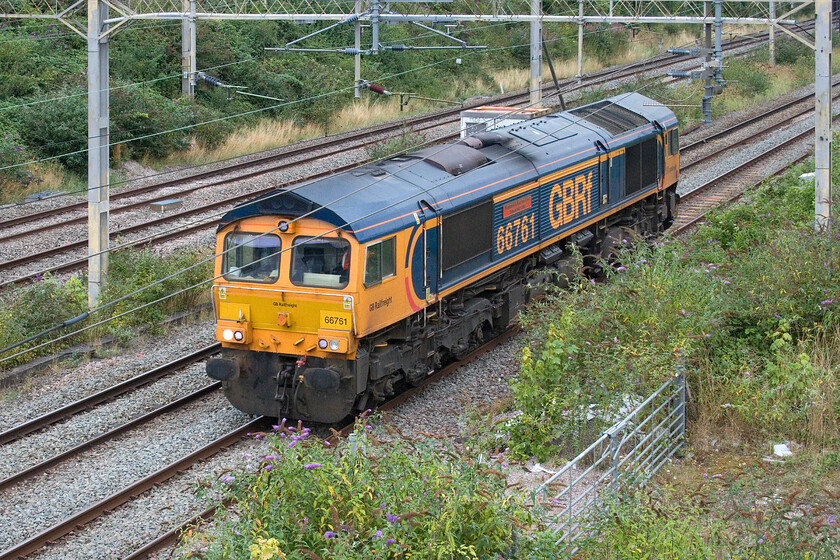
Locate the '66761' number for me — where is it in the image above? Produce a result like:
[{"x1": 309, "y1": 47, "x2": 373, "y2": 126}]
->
[{"x1": 496, "y1": 212, "x2": 536, "y2": 255}]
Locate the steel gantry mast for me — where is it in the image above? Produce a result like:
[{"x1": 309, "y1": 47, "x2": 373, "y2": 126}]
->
[{"x1": 0, "y1": 0, "x2": 823, "y2": 303}]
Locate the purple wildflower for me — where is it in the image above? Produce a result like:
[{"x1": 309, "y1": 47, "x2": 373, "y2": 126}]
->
[
  {"x1": 712, "y1": 474, "x2": 722, "y2": 478},
  {"x1": 828, "y1": 515, "x2": 836, "y2": 525},
  {"x1": 221, "y1": 475, "x2": 234, "y2": 483},
  {"x1": 722, "y1": 403, "x2": 732, "y2": 408},
  {"x1": 272, "y1": 424, "x2": 282, "y2": 430},
  {"x1": 373, "y1": 530, "x2": 383, "y2": 540},
  {"x1": 774, "y1": 314, "x2": 781, "y2": 318},
  {"x1": 288, "y1": 441, "x2": 297, "y2": 449},
  {"x1": 386, "y1": 512, "x2": 399, "y2": 524},
  {"x1": 616, "y1": 266, "x2": 627, "y2": 272},
  {"x1": 324, "y1": 531, "x2": 336, "y2": 539},
  {"x1": 821, "y1": 299, "x2": 834, "y2": 306},
  {"x1": 386, "y1": 538, "x2": 395, "y2": 545},
  {"x1": 264, "y1": 455, "x2": 276, "y2": 461},
  {"x1": 304, "y1": 463, "x2": 322, "y2": 469},
  {"x1": 264, "y1": 465, "x2": 274, "y2": 471},
  {"x1": 724, "y1": 280, "x2": 731, "y2": 285}
]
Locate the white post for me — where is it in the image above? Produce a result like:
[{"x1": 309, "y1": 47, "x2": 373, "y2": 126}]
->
[
  {"x1": 530, "y1": 0, "x2": 542, "y2": 106},
  {"x1": 769, "y1": 1, "x2": 776, "y2": 66},
  {"x1": 354, "y1": 0, "x2": 361, "y2": 98},
  {"x1": 815, "y1": 0, "x2": 832, "y2": 231},
  {"x1": 87, "y1": 0, "x2": 109, "y2": 306},
  {"x1": 181, "y1": 0, "x2": 196, "y2": 96},
  {"x1": 577, "y1": 0, "x2": 584, "y2": 82}
]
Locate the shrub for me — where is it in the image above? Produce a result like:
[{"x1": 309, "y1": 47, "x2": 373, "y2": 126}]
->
[
  {"x1": 503, "y1": 162, "x2": 840, "y2": 459},
  {"x1": 574, "y1": 489, "x2": 725, "y2": 559},
  {"x1": 182, "y1": 419, "x2": 560, "y2": 560},
  {"x1": 98, "y1": 246, "x2": 212, "y2": 334},
  {"x1": 365, "y1": 129, "x2": 426, "y2": 161},
  {"x1": 0, "y1": 274, "x2": 87, "y2": 366}
]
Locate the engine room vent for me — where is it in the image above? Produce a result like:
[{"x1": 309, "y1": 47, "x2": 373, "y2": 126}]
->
[
  {"x1": 408, "y1": 144, "x2": 488, "y2": 176},
  {"x1": 568, "y1": 101, "x2": 649, "y2": 135}
]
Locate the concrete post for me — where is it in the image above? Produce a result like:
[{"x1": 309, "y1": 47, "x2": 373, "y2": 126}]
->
[
  {"x1": 87, "y1": 0, "x2": 109, "y2": 307},
  {"x1": 530, "y1": 0, "x2": 542, "y2": 106},
  {"x1": 354, "y1": 0, "x2": 361, "y2": 98},
  {"x1": 815, "y1": 0, "x2": 833, "y2": 231},
  {"x1": 702, "y1": 1, "x2": 712, "y2": 124},
  {"x1": 371, "y1": 0, "x2": 380, "y2": 54},
  {"x1": 769, "y1": 1, "x2": 776, "y2": 66},
  {"x1": 714, "y1": 0, "x2": 723, "y2": 84},
  {"x1": 181, "y1": 0, "x2": 196, "y2": 96},
  {"x1": 577, "y1": 0, "x2": 584, "y2": 82}
]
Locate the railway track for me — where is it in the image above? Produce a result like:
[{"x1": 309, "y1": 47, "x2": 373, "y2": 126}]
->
[
  {"x1": 0, "y1": 26, "x2": 794, "y2": 289},
  {"x1": 0, "y1": 327, "x2": 517, "y2": 560}
]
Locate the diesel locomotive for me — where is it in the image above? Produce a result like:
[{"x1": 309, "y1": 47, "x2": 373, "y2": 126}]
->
[{"x1": 206, "y1": 92, "x2": 680, "y2": 423}]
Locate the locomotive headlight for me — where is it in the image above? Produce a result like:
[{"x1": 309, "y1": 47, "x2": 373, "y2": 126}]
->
[
  {"x1": 222, "y1": 329, "x2": 234, "y2": 341},
  {"x1": 318, "y1": 338, "x2": 328, "y2": 349},
  {"x1": 329, "y1": 339, "x2": 340, "y2": 351},
  {"x1": 233, "y1": 331, "x2": 244, "y2": 342},
  {"x1": 278, "y1": 220, "x2": 289, "y2": 232}
]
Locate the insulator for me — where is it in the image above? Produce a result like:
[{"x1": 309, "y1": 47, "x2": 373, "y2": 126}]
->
[
  {"x1": 342, "y1": 13, "x2": 361, "y2": 24},
  {"x1": 198, "y1": 72, "x2": 223, "y2": 88},
  {"x1": 342, "y1": 48, "x2": 364, "y2": 55},
  {"x1": 367, "y1": 83, "x2": 388, "y2": 95},
  {"x1": 389, "y1": 44, "x2": 407, "y2": 51}
]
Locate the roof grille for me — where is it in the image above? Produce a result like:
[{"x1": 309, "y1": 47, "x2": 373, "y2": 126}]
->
[{"x1": 568, "y1": 101, "x2": 649, "y2": 135}]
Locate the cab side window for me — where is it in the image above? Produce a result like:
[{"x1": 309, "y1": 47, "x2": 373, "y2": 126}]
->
[
  {"x1": 668, "y1": 129, "x2": 679, "y2": 156},
  {"x1": 364, "y1": 237, "x2": 396, "y2": 287}
]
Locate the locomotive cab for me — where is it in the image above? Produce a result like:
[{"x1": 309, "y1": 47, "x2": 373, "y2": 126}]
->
[{"x1": 207, "y1": 216, "x2": 364, "y2": 423}]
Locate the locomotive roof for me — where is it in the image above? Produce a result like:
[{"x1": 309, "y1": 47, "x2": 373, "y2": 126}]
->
[{"x1": 219, "y1": 92, "x2": 677, "y2": 244}]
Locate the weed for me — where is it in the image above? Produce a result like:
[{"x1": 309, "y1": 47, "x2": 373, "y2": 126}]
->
[{"x1": 179, "y1": 418, "x2": 561, "y2": 559}]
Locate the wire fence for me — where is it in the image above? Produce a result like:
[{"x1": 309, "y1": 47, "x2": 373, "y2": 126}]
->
[{"x1": 531, "y1": 372, "x2": 686, "y2": 554}]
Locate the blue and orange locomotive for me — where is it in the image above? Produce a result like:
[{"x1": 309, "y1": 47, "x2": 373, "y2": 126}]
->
[{"x1": 207, "y1": 92, "x2": 679, "y2": 423}]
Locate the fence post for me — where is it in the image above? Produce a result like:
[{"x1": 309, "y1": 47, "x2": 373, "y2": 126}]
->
[
  {"x1": 607, "y1": 427, "x2": 620, "y2": 490},
  {"x1": 676, "y1": 373, "x2": 686, "y2": 442}
]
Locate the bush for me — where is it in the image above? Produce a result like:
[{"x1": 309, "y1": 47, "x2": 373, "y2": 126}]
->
[
  {"x1": 727, "y1": 58, "x2": 770, "y2": 97},
  {"x1": 0, "y1": 274, "x2": 87, "y2": 366},
  {"x1": 98, "y1": 246, "x2": 212, "y2": 333},
  {"x1": 182, "y1": 419, "x2": 560, "y2": 560},
  {"x1": 503, "y1": 162, "x2": 840, "y2": 459},
  {"x1": 574, "y1": 489, "x2": 725, "y2": 559},
  {"x1": 0, "y1": 246, "x2": 213, "y2": 369}
]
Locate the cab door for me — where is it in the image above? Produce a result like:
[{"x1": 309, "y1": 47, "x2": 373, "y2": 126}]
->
[{"x1": 419, "y1": 200, "x2": 439, "y2": 303}]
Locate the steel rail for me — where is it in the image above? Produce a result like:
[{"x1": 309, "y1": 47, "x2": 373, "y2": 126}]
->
[
  {"x1": 0, "y1": 382, "x2": 221, "y2": 491},
  {"x1": 674, "y1": 113, "x2": 833, "y2": 233},
  {"x1": 0, "y1": 417, "x2": 265, "y2": 560},
  {"x1": 0, "y1": 343, "x2": 219, "y2": 445}
]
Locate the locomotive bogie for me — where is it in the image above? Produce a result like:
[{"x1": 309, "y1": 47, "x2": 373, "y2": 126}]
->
[{"x1": 209, "y1": 93, "x2": 680, "y2": 423}]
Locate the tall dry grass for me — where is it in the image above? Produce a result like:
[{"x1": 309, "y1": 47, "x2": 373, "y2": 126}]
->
[
  {"x1": 806, "y1": 328, "x2": 840, "y2": 446},
  {"x1": 165, "y1": 97, "x2": 420, "y2": 167},
  {"x1": 0, "y1": 161, "x2": 68, "y2": 204}
]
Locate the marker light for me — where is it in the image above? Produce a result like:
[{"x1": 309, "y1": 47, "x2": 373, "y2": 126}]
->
[
  {"x1": 318, "y1": 339, "x2": 328, "y2": 349},
  {"x1": 278, "y1": 221, "x2": 289, "y2": 232},
  {"x1": 233, "y1": 331, "x2": 244, "y2": 341},
  {"x1": 222, "y1": 329, "x2": 234, "y2": 341},
  {"x1": 329, "y1": 339, "x2": 340, "y2": 351}
]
